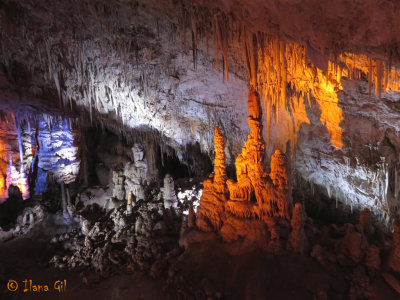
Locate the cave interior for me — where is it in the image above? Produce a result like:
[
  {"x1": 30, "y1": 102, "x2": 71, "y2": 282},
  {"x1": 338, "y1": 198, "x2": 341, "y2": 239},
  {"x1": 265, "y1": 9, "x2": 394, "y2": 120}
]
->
[{"x1": 1, "y1": 0, "x2": 400, "y2": 299}]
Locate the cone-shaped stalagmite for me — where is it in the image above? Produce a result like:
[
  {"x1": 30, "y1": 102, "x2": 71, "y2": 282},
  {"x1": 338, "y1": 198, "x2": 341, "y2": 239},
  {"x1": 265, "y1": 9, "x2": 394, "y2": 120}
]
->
[
  {"x1": 196, "y1": 126, "x2": 228, "y2": 231},
  {"x1": 265, "y1": 149, "x2": 292, "y2": 219},
  {"x1": 213, "y1": 127, "x2": 227, "y2": 185}
]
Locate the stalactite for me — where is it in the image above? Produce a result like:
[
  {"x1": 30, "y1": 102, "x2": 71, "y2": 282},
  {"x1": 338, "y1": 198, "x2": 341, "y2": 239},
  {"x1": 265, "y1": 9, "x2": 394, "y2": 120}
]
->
[
  {"x1": 176, "y1": 3, "x2": 400, "y2": 159},
  {"x1": 16, "y1": 116, "x2": 24, "y2": 170},
  {"x1": 191, "y1": 30, "x2": 196, "y2": 69},
  {"x1": 376, "y1": 60, "x2": 383, "y2": 100},
  {"x1": 368, "y1": 58, "x2": 372, "y2": 97}
]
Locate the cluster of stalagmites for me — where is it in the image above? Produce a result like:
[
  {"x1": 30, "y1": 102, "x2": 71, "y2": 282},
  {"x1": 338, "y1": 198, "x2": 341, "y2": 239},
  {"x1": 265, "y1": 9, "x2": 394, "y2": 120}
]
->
[
  {"x1": 191, "y1": 89, "x2": 400, "y2": 297},
  {"x1": 50, "y1": 191, "x2": 182, "y2": 279},
  {"x1": 308, "y1": 208, "x2": 400, "y2": 298},
  {"x1": 49, "y1": 138, "x2": 189, "y2": 280},
  {"x1": 111, "y1": 144, "x2": 147, "y2": 204},
  {"x1": 196, "y1": 88, "x2": 293, "y2": 242},
  {"x1": 108, "y1": 143, "x2": 179, "y2": 214}
]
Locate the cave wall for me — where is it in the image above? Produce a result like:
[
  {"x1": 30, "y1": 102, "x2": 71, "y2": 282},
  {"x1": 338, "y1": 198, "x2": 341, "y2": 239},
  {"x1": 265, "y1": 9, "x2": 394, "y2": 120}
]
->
[{"x1": 292, "y1": 79, "x2": 400, "y2": 222}]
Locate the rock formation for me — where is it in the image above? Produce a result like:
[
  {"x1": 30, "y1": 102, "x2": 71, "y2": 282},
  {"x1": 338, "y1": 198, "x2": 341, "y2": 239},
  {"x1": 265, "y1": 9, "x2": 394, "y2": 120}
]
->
[
  {"x1": 112, "y1": 171, "x2": 125, "y2": 201},
  {"x1": 196, "y1": 127, "x2": 229, "y2": 232},
  {"x1": 187, "y1": 205, "x2": 196, "y2": 228},
  {"x1": 288, "y1": 203, "x2": 308, "y2": 254},
  {"x1": 35, "y1": 117, "x2": 80, "y2": 186},
  {"x1": 196, "y1": 88, "x2": 293, "y2": 235},
  {"x1": 124, "y1": 144, "x2": 147, "y2": 201},
  {"x1": 365, "y1": 245, "x2": 381, "y2": 271},
  {"x1": 213, "y1": 128, "x2": 228, "y2": 187},
  {"x1": 336, "y1": 224, "x2": 368, "y2": 265},
  {"x1": 226, "y1": 88, "x2": 292, "y2": 220},
  {"x1": 359, "y1": 208, "x2": 374, "y2": 236},
  {"x1": 125, "y1": 192, "x2": 135, "y2": 215},
  {"x1": 14, "y1": 205, "x2": 45, "y2": 235},
  {"x1": 162, "y1": 174, "x2": 178, "y2": 210},
  {"x1": 146, "y1": 139, "x2": 159, "y2": 184}
]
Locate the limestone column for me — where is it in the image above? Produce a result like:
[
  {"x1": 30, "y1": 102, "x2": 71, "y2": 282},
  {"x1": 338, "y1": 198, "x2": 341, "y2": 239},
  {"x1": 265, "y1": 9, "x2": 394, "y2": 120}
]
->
[{"x1": 213, "y1": 127, "x2": 227, "y2": 184}]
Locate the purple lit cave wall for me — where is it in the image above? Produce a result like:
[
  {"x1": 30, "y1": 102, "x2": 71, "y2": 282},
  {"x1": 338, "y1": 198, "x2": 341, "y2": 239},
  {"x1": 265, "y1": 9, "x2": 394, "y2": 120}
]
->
[{"x1": 0, "y1": 113, "x2": 78, "y2": 202}]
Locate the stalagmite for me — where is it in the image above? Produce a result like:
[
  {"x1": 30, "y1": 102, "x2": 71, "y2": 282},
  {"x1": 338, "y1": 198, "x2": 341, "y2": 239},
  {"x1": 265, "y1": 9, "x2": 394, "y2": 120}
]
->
[
  {"x1": 226, "y1": 87, "x2": 267, "y2": 209},
  {"x1": 162, "y1": 174, "x2": 178, "y2": 210},
  {"x1": 196, "y1": 126, "x2": 228, "y2": 232},
  {"x1": 124, "y1": 144, "x2": 147, "y2": 201},
  {"x1": 65, "y1": 186, "x2": 75, "y2": 216},
  {"x1": 146, "y1": 138, "x2": 159, "y2": 183},
  {"x1": 60, "y1": 181, "x2": 68, "y2": 218},
  {"x1": 227, "y1": 88, "x2": 292, "y2": 220},
  {"x1": 66, "y1": 186, "x2": 72, "y2": 207},
  {"x1": 213, "y1": 127, "x2": 227, "y2": 185},
  {"x1": 125, "y1": 192, "x2": 134, "y2": 215},
  {"x1": 112, "y1": 171, "x2": 126, "y2": 201},
  {"x1": 188, "y1": 204, "x2": 196, "y2": 228},
  {"x1": 288, "y1": 203, "x2": 308, "y2": 254},
  {"x1": 336, "y1": 224, "x2": 368, "y2": 265},
  {"x1": 365, "y1": 245, "x2": 380, "y2": 271},
  {"x1": 16, "y1": 117, "x2": 24, "y2": 170},
  {"x1": 359, "y1": 208, "x2": 374, "y2": 236}
]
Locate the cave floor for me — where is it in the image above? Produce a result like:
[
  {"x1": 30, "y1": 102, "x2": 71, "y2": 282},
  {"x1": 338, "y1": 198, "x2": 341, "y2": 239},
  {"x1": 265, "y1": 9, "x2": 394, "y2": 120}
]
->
[
  {"x1": 0, "y1": 233, "x2": 399, "y2": 299},
  {"x1": 175, "y1": 233, "x2": 400, "y2": 299},
  {"x1": 0, "y1": 235, "x2": 166, "y2": 300}
]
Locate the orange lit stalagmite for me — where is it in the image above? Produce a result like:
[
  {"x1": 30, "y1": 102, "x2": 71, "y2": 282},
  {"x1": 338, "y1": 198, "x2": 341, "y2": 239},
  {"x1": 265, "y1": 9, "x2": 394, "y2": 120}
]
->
[
  {"x1": 226, "y1": 88, "x2": 267, "y2": 218},
  {"x1": 196, "y1": 88, "x2": 293, "y2": 235},
  {"x1": 227, "y1": 88, "x2": 292, "y2": 220},
  {"x1": 213, "y1": 127, "x2": 228, "y2": 191},
  {"x1": 195, "y1": 127, "x2": 229, "y2": 232}
]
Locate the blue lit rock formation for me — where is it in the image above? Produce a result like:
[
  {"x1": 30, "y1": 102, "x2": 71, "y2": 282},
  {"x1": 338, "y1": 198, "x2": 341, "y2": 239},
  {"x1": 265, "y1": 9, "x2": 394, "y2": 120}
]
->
[{"x1": 34, "y1": 116, "x2": 80, "y2": 194}]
